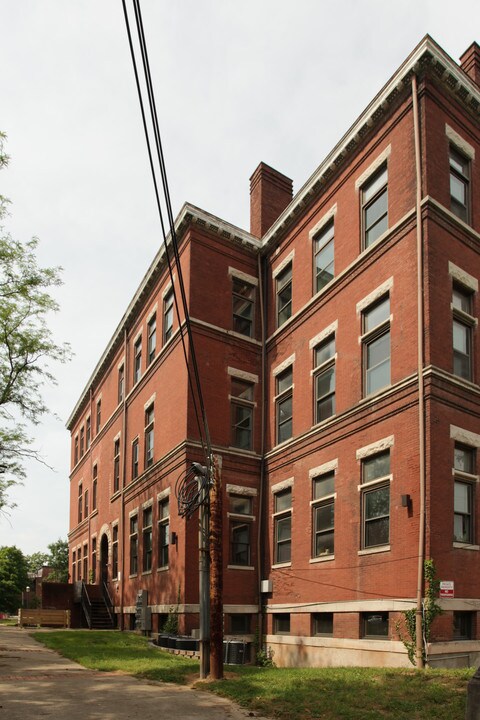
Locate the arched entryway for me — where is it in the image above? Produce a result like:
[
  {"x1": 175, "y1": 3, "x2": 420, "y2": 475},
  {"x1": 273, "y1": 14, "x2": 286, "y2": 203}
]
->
[{"x1": 100, "y1": 534, "x2": 109, "y2": 585}]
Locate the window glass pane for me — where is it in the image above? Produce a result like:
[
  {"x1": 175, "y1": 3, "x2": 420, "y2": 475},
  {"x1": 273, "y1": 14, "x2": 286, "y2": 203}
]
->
[
  {"x1": 453, "y1": 320, "x2": 469, "y2": 353},
  {"x1": 277, "y1": 396, "x2": 292, "y2": 443},
  {"x1": 315, "y1": 337, "x2": 335, "y2": 367},
  {"x1": 274, "y1": 614, "x2": 290, "y2": 634},
  {"x1": 366, "y1": 333, "x2": 390, "y2": 394},
  {"x1": 365, "y1": 486, "x2": 389, "y2": 519},
  {"x1": 314, "y1": 221, "x2": 334, "y2": 250},
  {"x1": 364, "y1": 298, "x2": 390, "y2": 332},
  {"x1": 275, "y1": 489, "x2": 292, "y2": 512},
  {"x1": 313, "y1": 473, "x2": 334, "y2": 499},
  {"x1": 317, "y1": 366, "x2": 335, "y2": 397},
  {"x1": 454, "y1": 446, "x2": 474, "y2": 474},
  {"x1": 277, "y1": 516, "x2": 291, "y2": 541},
  {"x1": 231, "y1": 522, "x2": 250, "y2": 565},
  {"x1": 316, "y1": 241, "x2": 334, "y2": 291},
  {"x1": 452, "y1": 287, "x2": 471, "y2": 314},
  {"x1": 454, "y1": 482, "x2": 471, "y2": 514},
  {"x1": 277, "y1": 367, "x2": 293, "y2": 394},
  {"x1": 363, "y1": 612, "x2": 389, "y2": 637},
  {"x1": 313, "y1": 612, "x2": 333, "y2": 635},
  {"x1": 230, "y1": 495, "x2": 252, "y2": 514},
  {"x1": 363, "y1": 167, "x2": 388, "y2": 203},
  {"x1": 232, "y1": 379, "x2": 254, "y2": 401},
  {"x1": 363, "y1": 452, "x2": 390, "y2": 483},
  {"x1": 365, "y1": 188, "x2": 388, "y2": 229}
]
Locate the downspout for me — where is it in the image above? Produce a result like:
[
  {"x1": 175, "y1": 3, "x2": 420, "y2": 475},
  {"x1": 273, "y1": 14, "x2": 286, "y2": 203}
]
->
[
  {"x1": 257, "y1": 251, "x2": 266, "y2": 645},
  {"x1": 119, "y1": 327, "x2": 128, "y2": 630},
  {"x1": 412, "y1": 73, "x2": 426, "y2": 669},
  {"x1": 87, "y1": 387, "x2": 93, "y2": 582}
]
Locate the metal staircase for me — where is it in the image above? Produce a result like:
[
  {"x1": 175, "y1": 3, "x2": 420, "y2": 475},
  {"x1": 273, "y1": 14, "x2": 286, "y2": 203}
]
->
[{"x1": 80, "y1": 581, "x2": 115, "y2": 629}]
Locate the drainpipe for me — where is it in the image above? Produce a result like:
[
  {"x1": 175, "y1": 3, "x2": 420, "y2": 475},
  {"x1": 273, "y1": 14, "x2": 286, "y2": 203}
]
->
[
  {"x1": 412, "y1": 72, "x2": 426, "y2": 669},
  {"x1": 119, "y1": 327, "x2": 129, "y2": 630},
  {"x1": 257, "y1": 251, "x2": 266, "y2": 644}
]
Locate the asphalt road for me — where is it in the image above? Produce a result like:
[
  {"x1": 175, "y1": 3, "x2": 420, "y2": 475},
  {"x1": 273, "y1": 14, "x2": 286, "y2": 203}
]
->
[{"x1": 0, "y1": 626, "x2": 267, "y2": 720}]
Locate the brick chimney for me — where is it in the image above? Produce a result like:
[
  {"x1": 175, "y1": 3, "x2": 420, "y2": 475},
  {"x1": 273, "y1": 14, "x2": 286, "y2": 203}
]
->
[
  {"x1": 459, "y1": 42, "x2": 480, "y2": 87},
  {"x1": 250, "y1": 162, "x2": 293, "y2": 238}
]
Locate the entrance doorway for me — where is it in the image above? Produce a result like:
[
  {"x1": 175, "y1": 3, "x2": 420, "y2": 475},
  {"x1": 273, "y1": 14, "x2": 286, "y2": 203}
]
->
[{"x1": 100, "y1": 534, "x2": 109, "y2": 585}]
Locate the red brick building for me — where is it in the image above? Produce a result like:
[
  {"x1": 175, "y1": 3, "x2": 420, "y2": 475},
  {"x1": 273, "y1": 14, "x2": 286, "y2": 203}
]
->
[{"x1": 68, "y1": 36, "x2": 480, "y2": 668}]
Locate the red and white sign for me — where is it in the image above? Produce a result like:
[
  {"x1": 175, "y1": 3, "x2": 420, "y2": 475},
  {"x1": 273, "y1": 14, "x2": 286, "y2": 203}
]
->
[{"x1": 439, "y1": 581, "x2": 454, "y2": 598}]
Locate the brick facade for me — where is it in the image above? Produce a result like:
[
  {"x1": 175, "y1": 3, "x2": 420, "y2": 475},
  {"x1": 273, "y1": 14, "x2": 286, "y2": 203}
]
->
[{"x1": 68, "y1": 36, "x2": 480, "y2": 668}]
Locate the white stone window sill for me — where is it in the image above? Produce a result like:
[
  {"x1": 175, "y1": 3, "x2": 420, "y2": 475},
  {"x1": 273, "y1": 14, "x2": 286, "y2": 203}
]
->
[
  {"x1": 310, "y1": 555, "x2": 335, "y2": 564},
  {"x1": 453, "y1": 542, "x2": 479, "y2": 551},
  {"x1": 358, "y1": 545, "x2": 390, "y2": 556},
  {"x1": 272, "y1": 562, "x2": 291, "y2": 569},
  {"x1": 227, "y1": 565, "x2": 255, "y2": 571}
]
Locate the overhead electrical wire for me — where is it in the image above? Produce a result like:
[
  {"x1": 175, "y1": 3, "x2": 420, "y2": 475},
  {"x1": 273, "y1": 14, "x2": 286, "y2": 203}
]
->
[{"x1": 121, "y1": 0, "x2": 212, "y2": 466}]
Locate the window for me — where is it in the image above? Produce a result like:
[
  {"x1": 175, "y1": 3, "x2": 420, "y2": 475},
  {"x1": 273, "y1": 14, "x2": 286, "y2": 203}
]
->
[
  {"x1": 276, "y1": 366, "x2": 293, "y2": 443},
  {"x1": 129, "y1": 515, "x2": 138, "y2": 575},
  {"x1": 361, "y1": 451, "x2": 390, "y2": 549},
  {"x1": 454, "y1": 444, "x2": 475, "y2": 544},
  {"x1": 453, "y1": 611, "x2": 474, "y2": 640},
  {"x1": 80, "y1": 426, "x2": 85, "y2": 457},
  {"x1": 274, "y1": 488, "x2": 292, "y2": 564},
  {"x1": 132, "y1": 438, "x2": 139, "y2": 480},
  {"x1": 452, "y1": 284, "x2": 475, "y2": 381},
  {"x1": 145, "y1": 405, "x2": 154, "y2": 468},
  {"x1": 92, "y1": 465, "x2": 97, "y2": 511},
  {"x1": 74, "y1": 436, "x2": 79, "y2": 465},
  {"x1": 229, "y1": 495, "x2": 252, "y2": 567},
  {"x1": 231, "y1": 378, "x2": 254, "y2": 450},
  {"x1": 276, "y1": 263, "x2": 292, "y2": 327},
  {"x1": 118, "y1": 364, "x2": 125, "y2": 404},
  {"x1": 158, "y1": 498, "x2": 170, "y2": 568},
  {"x1": 112, "y1": 525, "x2": 118, "y2": 580},
  {"x1": 163, "y1": 290, "x2": 174, "y2": 343},
  {"x1": 314, "y1": 221, "x2": 334, "y2": 292},
  {"x1": 312, "y1": 612, "x2": 333, "y2": 636},
  {"x1": 449, "y1": 147, "x2": 470, "y2": 222},
  {"x1": 142, "y1": 506, "x2": 153, "y2": 572},
  {"x1": 314, "y1": 336, "x2": 336, "y2": 423},
  {"x1": 274, "y1": 613, "x2": 290, "y2": 634},
  {"x1": 230, "y1": 614, "x2": 251, "y2": 634},
  {"x1": 72, "y1": 551, "x2": 76, "y2": 583},
  {"x1": 362, "y1": 165, "x2": 388, "y2": 248},
  {"x1": 84, "y1": 489, "x2": 89, "y2": 519},
  {"x1": 362, "y1": 295, "x2": 390, "y2": 396},
  {"x1": 232, "y1": 278, "x2": 255, "y2": 337},
  {"x1": 77, "y1": 546, "x2": 82, "y2": 580},
  {"x1": 362, "y1": 612, "x2": 389, "y2": 638},
  {"x1": 91, "y1": 538, "x2": 96, "y2": 584},
  {"x1": 96, "y1": 399, "x2": 101, "y2": 434},
  {"x1": 312, "y1": 472, "x2": 335, "y2": 557},
  {"x1": 134, "y1": 338, "x2": 142, "y2": 384},
  {"x1": 83, "y1": 543, "x2": 88, "y2": 581},
  {"x1": 86, "y1": 417, "x2": 91, "y2": 450},
  {"x1": 113, "y1": 438, "x2": 120, "y2": 493},
  {"x1": 78, "y1": 483, "x2": 83, "y2": 523},
  {"x1": 147, "y1": 314, "x2": 156, "y2": 365}
]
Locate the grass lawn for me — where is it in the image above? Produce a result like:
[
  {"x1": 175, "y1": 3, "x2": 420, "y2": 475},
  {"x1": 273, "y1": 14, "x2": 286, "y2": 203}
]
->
[{"x1": 33, "y1": 630, "x2": 473, "y2": 720}]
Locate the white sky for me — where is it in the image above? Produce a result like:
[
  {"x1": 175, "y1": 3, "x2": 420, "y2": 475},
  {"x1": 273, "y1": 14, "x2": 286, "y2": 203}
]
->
[{"x1": 1, "y1": 0, "x2": 479, "y2": 555}]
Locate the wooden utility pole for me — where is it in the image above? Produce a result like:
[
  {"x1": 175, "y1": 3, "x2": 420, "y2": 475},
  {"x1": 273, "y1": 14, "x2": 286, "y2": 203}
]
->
[
  {"x1": 209, "y1": 454, "x2": 223, "y2": 679},
  {"x1": 198, "y1": 469, "x2": 210, "y2": 679}
]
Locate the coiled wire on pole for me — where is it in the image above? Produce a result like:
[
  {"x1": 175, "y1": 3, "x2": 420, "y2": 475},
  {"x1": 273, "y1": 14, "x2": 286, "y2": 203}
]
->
[{"x1": 175, "y1": 462, "x2": 210, "y2": 520}]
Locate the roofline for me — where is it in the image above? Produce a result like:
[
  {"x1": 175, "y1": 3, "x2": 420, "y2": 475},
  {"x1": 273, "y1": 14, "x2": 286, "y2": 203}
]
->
[
  {"x1": 66, "y1": 203, "x2": 260, "y2": 428},
  {"x1": 261, "y1": 35, "x2": 480, "y2": 249}
]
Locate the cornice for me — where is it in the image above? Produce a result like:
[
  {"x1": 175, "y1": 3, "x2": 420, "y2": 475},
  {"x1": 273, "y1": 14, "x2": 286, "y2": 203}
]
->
[
  {"x1": 260, "y1": 35, "x2": 480, "y2": 252},
  {"x1": 66, "y1": 204, "x2": 259, "y2": 429}
]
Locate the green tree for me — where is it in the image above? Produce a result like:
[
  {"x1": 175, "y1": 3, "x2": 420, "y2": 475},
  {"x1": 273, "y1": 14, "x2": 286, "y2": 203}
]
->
[
  {"x1": 45, "y1": 538, "x2": 69, "y2": 583},
  {"x1": 25, "y1": 551, "x2": 50, "y2": 575},
  {"x1": 0, "y1": 132, "x2": 70, "y2": 511},
  {"x1": 0, "y1": 545, "x2": 28, "y2": 613}
]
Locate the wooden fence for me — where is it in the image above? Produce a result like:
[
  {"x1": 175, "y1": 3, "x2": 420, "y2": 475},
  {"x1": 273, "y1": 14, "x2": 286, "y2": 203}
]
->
[{"x1": 19, "y1": 609, "x2": 71, "y2": 628}]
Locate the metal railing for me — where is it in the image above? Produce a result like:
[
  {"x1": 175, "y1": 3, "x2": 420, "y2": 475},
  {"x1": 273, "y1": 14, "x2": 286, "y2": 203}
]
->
[
  {"x1": 81, "y1": 581, "x2": 92, "y2": 628},
  {"x1": 102, "y1": 582, "x2": 114, "y2": 626}
]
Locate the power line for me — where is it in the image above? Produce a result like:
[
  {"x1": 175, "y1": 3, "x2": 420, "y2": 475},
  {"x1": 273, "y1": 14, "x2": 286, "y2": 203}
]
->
[{"x1": 121, "y1": 0, "x2": 211, "y2": 463}]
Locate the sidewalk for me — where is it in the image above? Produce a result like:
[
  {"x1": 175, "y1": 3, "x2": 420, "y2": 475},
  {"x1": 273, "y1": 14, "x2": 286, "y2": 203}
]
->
[{"x1": 0, "y1": 626, "x2": 267, "y2": 720}]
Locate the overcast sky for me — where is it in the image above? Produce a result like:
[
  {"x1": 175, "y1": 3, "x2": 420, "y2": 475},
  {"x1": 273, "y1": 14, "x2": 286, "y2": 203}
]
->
[{"x1": 1, "y1": 0, "x2": 479, "y2": 556}]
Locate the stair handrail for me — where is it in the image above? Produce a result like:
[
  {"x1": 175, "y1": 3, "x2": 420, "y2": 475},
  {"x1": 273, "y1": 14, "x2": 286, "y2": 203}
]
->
[
  {"x1": 81, "y1": 580, "x2": 92, "y2": 629},
  {"x1": 102, "y1": 581, "x2": 114, "y2": 625}
]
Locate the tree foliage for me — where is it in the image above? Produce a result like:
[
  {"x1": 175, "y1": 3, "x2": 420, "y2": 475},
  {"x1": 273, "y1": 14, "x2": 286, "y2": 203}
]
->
[
  {"x1": 0, "y1": 132, "x2": 71, "y2": 511},
  {"x1": 45, "y1": 538, "x2": 69, "y2": 583},
  {"x1": 396, "y1": 559, "x2": 443, "y2": 666},
  {"x1": 0, "y1": 545, "x2": 28, "y2": 613},
  {"x1": 25, "y1": 551, "x2": 50, "y2": 575}
]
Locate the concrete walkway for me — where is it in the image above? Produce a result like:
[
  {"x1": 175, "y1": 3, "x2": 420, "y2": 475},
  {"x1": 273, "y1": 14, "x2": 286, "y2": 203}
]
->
[{"x1": 0, "y1": 626, "x2": 267, "y2": 720}]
